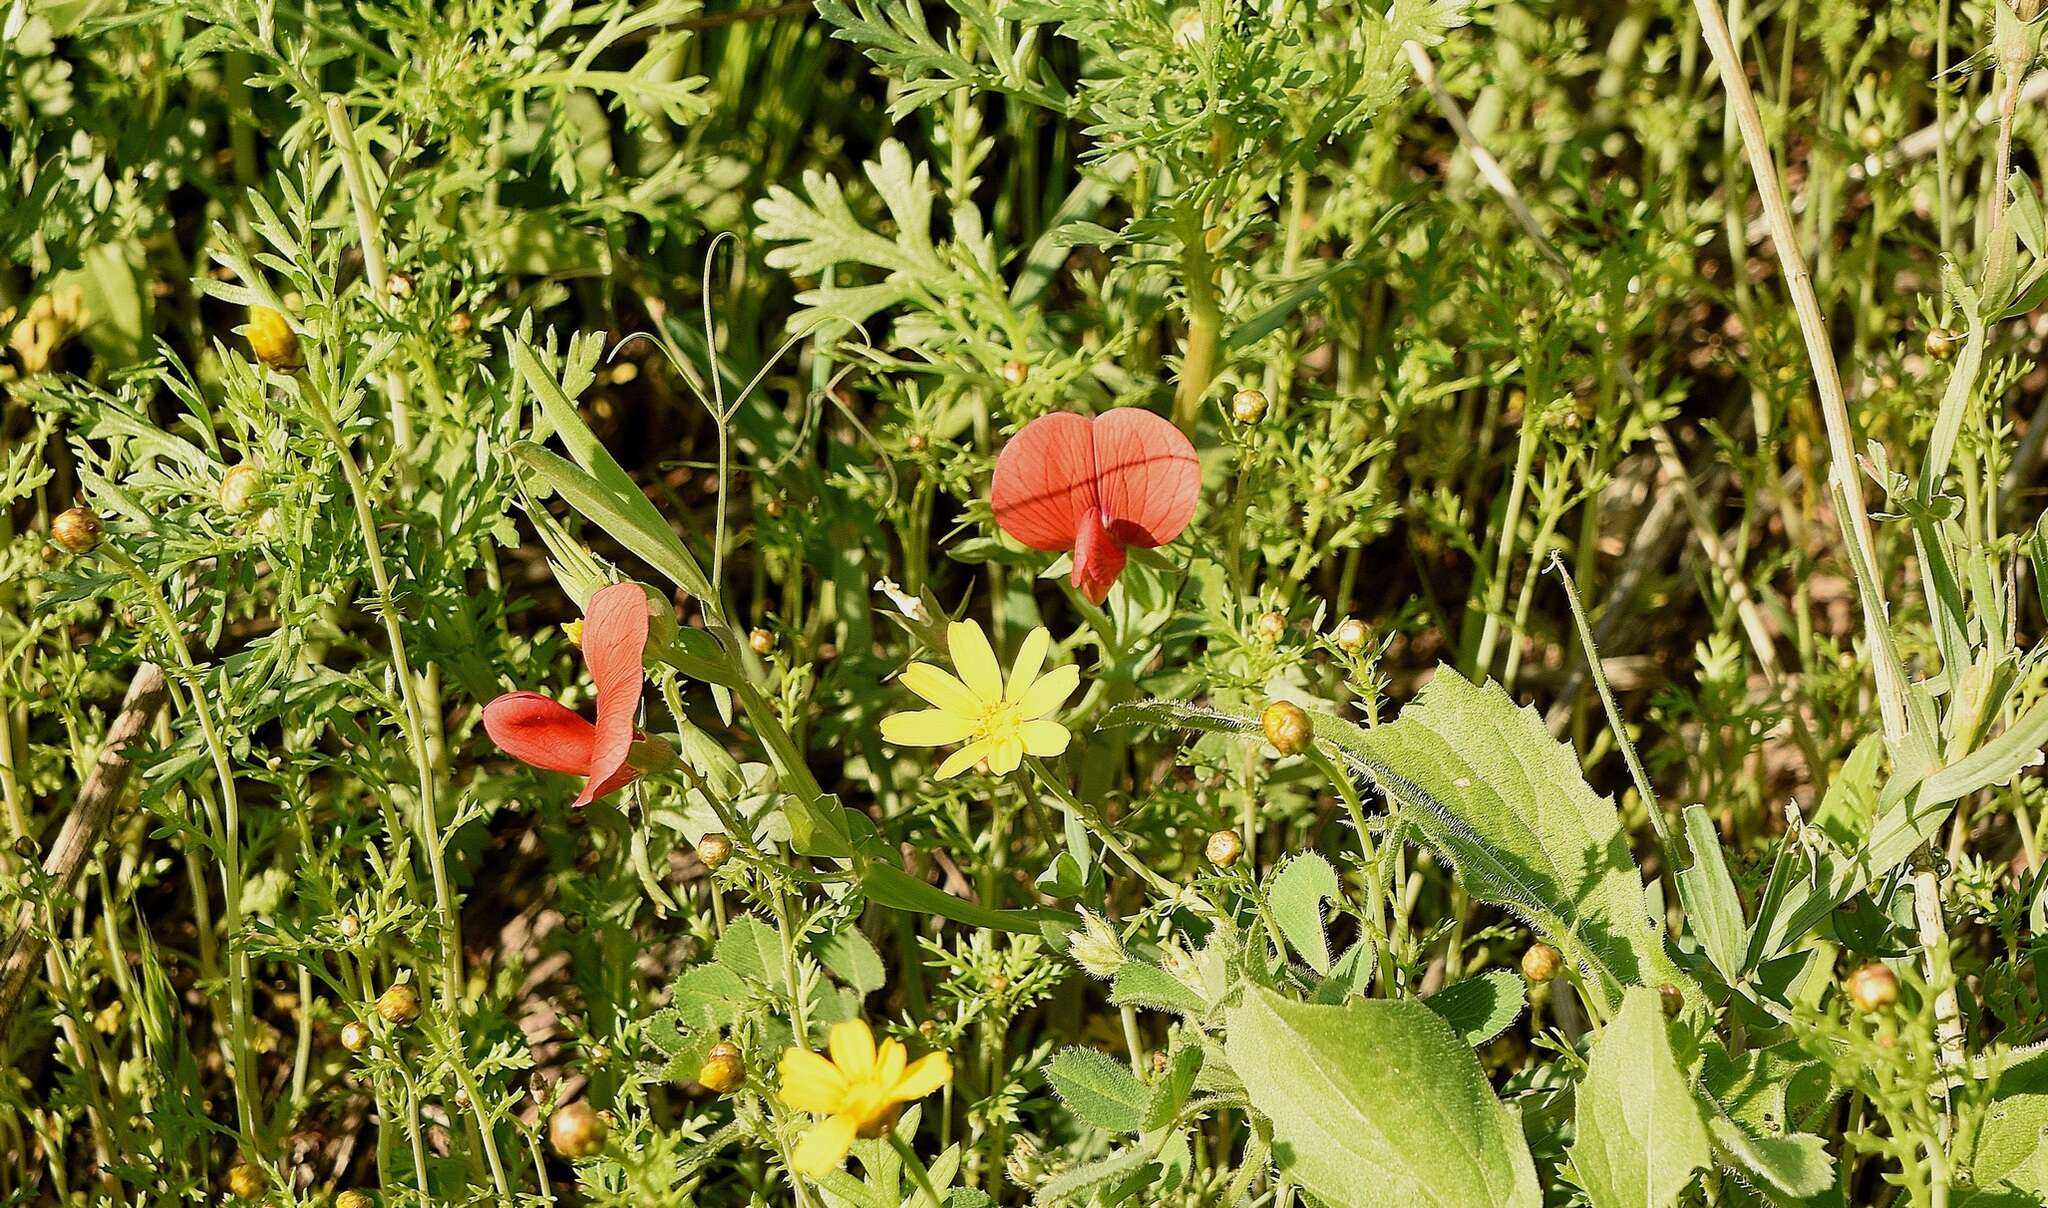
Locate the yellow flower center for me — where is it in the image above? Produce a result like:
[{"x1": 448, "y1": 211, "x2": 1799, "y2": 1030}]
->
[{"x1": 973, "y1": 696, "x2": 1025, "y2": 744}]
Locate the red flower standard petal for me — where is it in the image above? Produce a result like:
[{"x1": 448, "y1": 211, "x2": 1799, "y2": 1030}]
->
[
  {"x1": 991, "y1": 408, "x2": 1199, "y2": 602},
  {"x1": 577, "y1": 582, "x2": 650, "y2": 806},
  {"x1": 482, "y1": 692, "x2": 598, "y2": 774},
  {"x1": 1090, "y1": 408, "x2": 1199, "y2": 548}
]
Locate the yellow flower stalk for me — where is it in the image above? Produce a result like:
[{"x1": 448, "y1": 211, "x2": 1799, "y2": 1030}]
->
[
  {"x1": 880, "y1": 620, "x2": 1076, "y2": 778},
  {"x1": 778, "y1": 1019, "x2": 951, "y2": 1177}
]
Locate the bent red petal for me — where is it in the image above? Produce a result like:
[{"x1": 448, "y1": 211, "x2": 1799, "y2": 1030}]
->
[
  {"x1": 580, "y1": 582, "x2": 650, "y2": 803},
  {"x1": 482, "y1": 692, "x2": 597, "y2": 774},
  {"x1": 1071, "y1": 507, "x2": 1127, "y2": 604},
  {"x1": 1091, "y1": 407, "x2": 1199, "y2": 548},
  {"x1": 992, "y1": 411, "x2": 1098, "y2": 551}
]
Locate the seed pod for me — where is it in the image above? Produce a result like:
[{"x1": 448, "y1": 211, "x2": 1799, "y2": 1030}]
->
[
  {"x1": 246, "y1": 306, "x2": 303, "y2": 372},
  {"x1": 697, "y1": 832, "x2": 733, "y2": 870},
  {"x1": 1520, "y1": 942, "x2": 1561, "y2": 984},
  {"x1": 336, "y1": 1192, "x2": 375, "y2": 1208},
  {"x1": 1205, "y1": 829, "x2": 1245, "y2": 868},
  {"x1": 1255, "y1": 610, "x2": 1287, "y2": 643},
  {"x1": 340, "y1": 1021, "x2": 372, "y2": 1053},
  {"x1": 1231, "y1": 388, "x2": 1268, "y2": 424},
  {"x1": 1261, "y1": 701, "x2": 1313, "y2": 755},
  {"x1": 1333, "y1": 617, "x2": 1369, "y2": 653},
  {"x1": 1845, "y1": 963, "x2": 1899, "y2": 1012},
  {"x1": 226, "y1": 1162, "x2": 265, "y2": 1198},
  {"x1": 51, "y1": 507, "x2": 102, "y2": 554},
  {"x1": 698, "y1": 1040, "x2": 745, "y2": 1094},
  {"x1": 375, "y1": 982, "x2": 419, "y2": 1026},
  {"x1": 749, "y1": 627, "x2": 775, "y2": 655},
  {"x1": 550, "y1": 1100, "x2": 608, "y2": 1159},
  {"x1": 219, "y1": 464, "x2": 261, "y2": 515},
  {"x1": 1659, "y1": 984, "x2": 1684, "y2": 1016},
  {"x1": 1001, "y1": 360, "x2": 1029, "y2": 386},
  {"x1": 1925, "y1": 327, "x2": 1960, "y2": 361}
]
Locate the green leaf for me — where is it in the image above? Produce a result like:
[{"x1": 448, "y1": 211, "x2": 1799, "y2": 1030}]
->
[
  {"x1": 1422, "y1": 971, "x2": 1525, "y2": 1048},
  {"x1": 1032, "y1": 1147, "x2": 1150, "y2": 1206},
  {"x1": 817, "y1": 927, "x2": 886, "y2": 995},
  {"x1": 1309, "y1": 938, "x2": 1378, "y2": 1003},
  {"x1": 1109, "y1": 962, "x2": 1207, "y2": 1018},
  {"x1": 859, "y1": 863, "x2": 1072, "y2": 936},
  {"x1": 1046, "y1": 1048, "x2": 1150, "y2": 1133},
  {"x1": 1706, "y1": 1119, "x2": 1835, "y2": 1200},
  {"x1": 714, "y1": 917, "x2": 786, "y2": 992},
  {"x1": 661, "y1": 964, "x2": 747, "y2": 1033},
  {"x1": 1267, "y1": 853, "x2": 1339, "y2": 973},
  {"x1": 1569, "y1": 987, "x2": 1712, "y2": 1208},
  {"x1": 1144, "y1": 1045, "x2": 1203, "y2": 1130},
  {"x1": 1676, "y1": 803, "x2": 1748, "y2": 981},
  {"x1": 1225, "y1": 986, "x2": 1540, "y2": 1208},
  {"x1": 1958, "y1": 1046, "x2": 2048, "y2": 1200}
]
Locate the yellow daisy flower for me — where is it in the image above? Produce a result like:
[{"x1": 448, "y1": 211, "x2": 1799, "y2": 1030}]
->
[
  {"x1": 778, "y1": 1019, "x2": 953, "y2": 1177},
  {"x1": 880, "y1": 620, "x2": 1077, "y2": 778}
]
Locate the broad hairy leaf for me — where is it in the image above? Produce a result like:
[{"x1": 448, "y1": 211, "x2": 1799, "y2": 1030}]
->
[
  {"x1": 1224, "y1": 986, "x2": 1539, "y2": 1208},
  {"x1": 1266, "y1": 852, "x2": 1339, "y2": 974},
  {"x1": 1045, "y1": 1047, "x2": 1149, "y2": 1133},
  {"x1": 1422, "y1": 971, "x2": 1524, "y2": 1048},
  {"x1": 1569, "y1": 987, "x2": 1712, "y2": 1208},
  {"x1": 1105, "y1": 667, "x2": 1689, "y2": 1015}
]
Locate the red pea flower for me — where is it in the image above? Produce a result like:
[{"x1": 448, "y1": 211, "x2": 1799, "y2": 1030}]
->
[
  {"x1": 991, "y1": 408, "x2": 1201, "y2": 604},
  {"x1": 482, "y1": 581, "x2": 649, "y2": 806}
]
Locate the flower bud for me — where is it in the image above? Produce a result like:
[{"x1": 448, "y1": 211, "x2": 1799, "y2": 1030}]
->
[
  {"x1": 1205, "y1": 829, "x2": 1244, "y2": 867},
  {"x1": 1520, "y1": 942, "x2": 1561, "y2": 984},
  {"x1": 386, "y1": 271, "x2": 414, "y2": 301},
  {"x1": 1659, "y1": 984, "x2": 1684, "y2": 1017},
  {"x1": 219, "y1": 464, "x2": 261, "y2": 515},
  {"x1": 1261, "y1": 701, "x2": 1313, "y2": 755},
  {"x1": 698, "y1": 1040, "x2": 745, "y2": 1094},
  {"x1": 549, "y1": 1100, "x2": 607, "y2": 1158},
  {"x1": 446, "y1": 310, "x2": 474, "y2": 337},
  {"x1": 1845, "y1": 963, "x2": 1899, "y2": 1012},
  {"x1": 1231, "y1": 388, "x2": 1267, "y2": 424},
  {"x1": 226, "y1": 1163, "x2": 265, "y2": 1198},
  {"x1": 763, "y1": 497, "x2": 786, "y2": 519},
  {"x1": 1925, "y1": 328, "x2": 1960, "y2": 361},
  {"x1": 1068, "y1": 910, "x2": 1126, "y2": 979},
  {"x1": 51, "y1": 507, "x2": 102, "y2": 554},
  {"x1": 1857, "y1": 123, "x2": 1885, "y2": 152},
  {"x1": 338, "y1": 913, "x2": 361, "y2": 940},
  {"x1": 375, "y1": 982, "x2": 419, "y2": 1026},
  {"x1": 1333, "y1": 617, "x2": 1369, "y2": 653},
  {"x1": 1255, "y1": 610, "x2": 1287, "y2": 643},
  {"x1": 340, "y1": 1021, "x2": 372, "y2": 1053},
  {"x1": 1001, "y1": 360, "x2": 1029, "y2": 386},
  {"x1": 697, "y1": 832, "x2": 733, "y2": 870},
  {"x1": 246, "y1": 306, "x2": 303, "y2": 372},
  {"x1": 337, "y1": 1192, "x2": 375, "y2": 1208},
  {"x1": 988, "y1": 973, "x2": 1010, "y2": 994},
  {"x1": 749, "y1": 627, "x2": 775, "y2": 655}
]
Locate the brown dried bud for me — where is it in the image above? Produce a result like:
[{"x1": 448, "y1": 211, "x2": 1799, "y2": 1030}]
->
[
  {"x1": 1261, "y1": 701, "x2": 1313, "y2": 755},
  {"x1": 549, "y1": 1100, "x2": 608, "y2": 1159},
  {"x1": 1231, "y1": 388, "x2": 1268, "y2": 424},
  {"x1": 375, "y1": 982, "x2": 419, "y2": 1026},
  {"x1": 697, "y1": 833, "x2": 733, "y2": 870},
  {"x1": 1659, "y1": 984, "x2": 1684, "y2": 1016},
  {"x1": 698, "y1": 1040, "x2": 745, "y2": 1094},
  {"x1": 1520, "y1": 942, "x2": 1561, "y2": 984},
  {"x1": 51, "y1": 507, "x2": 102, "y2": 554},
  {"x1": 1205, "y1": 829, "x2": 1245, "y2": 867},
  {"x1": 1846, "y1": 963, "x2": 1899, "y2": 1013}
]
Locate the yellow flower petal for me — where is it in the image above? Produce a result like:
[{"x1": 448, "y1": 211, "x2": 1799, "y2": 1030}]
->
[
  {"x1": 935, "y1": 740, "x2": 990, "y2": 780},
  {"x1": 1005, "y1": 628, "x2": 1051, "y2": 703},
  {"x1": 875, "y1": 1038, "x2": 907, "y2": 1088},
  {"x1": 1013, "y1": 663, "x2": 1079, "y2": 719},
  {"x1": 890, "y1": 1052, "x2": 953, "y2": 1103},
  {"x1": 947, "y1": 620, "x2": 1002, "y2": 702},
  {"x1": 827, "y1": 1019, "x2": 877, "y2": 1079},
  {"x1": 778, "y1": 1048, "x2": 850, "y2": 1114},
  {"x1": 986, "y1": 735, "x2": 1026, "y2": 775},
  {"x1": 791, "y1": 1113, "x2": 860, "y2": 1178},
  {"x1": 900, "y1": 663, "x2": 980, "y2": 715},
  {"x1": 880, "y1": 709, "x2": 976, "y2": 747},
  {"x1": 1018, "y1": 718, "x2": 1071, "y2": 758}
]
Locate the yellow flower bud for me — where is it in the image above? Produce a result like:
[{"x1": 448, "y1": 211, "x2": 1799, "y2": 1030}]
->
[
  {"x1": 1333, "y1": 617, "x2": 1369, "y2": 653},
  {"x1": 550, "y1": 1101, "x2": 608, "y2": 1158},
  {"x1": 1845, "y1": 963, "x2": 1898, "y2": 1013},
  {"x1": 1205, "y1": 829, "x2": 1245, "y2": 868},
  {"x1": 246, "y1": 306, "x2": 303, "y2": 372},
  {"x1": 51, "y1": 507, "x2": 102, "y2": 554},
  {"x1": 1231, "y1": 388, "x2": 1268, "y2": 424},
  {"x1": 1261, "y1": 701, "x2": 1313, "y2": 756},
  {"x1": 1519, "y1": 942, "x2": 1561, "y2": 984},
  {"x1": 697, "y1": 832, "x2": 733, "y2": 870},
  {"x1": 375, "y1": 982, "x2": 419, "y2": 1026},
  {"x1": 226, "y1": 1163, "x2": 265, "y2": 1198},
  {"x1": 698, "y1": 1040, "x2": 745, "y2": 1094}
]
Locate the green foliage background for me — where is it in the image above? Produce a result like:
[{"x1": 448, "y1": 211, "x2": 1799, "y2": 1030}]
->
[{"x1": 11, "y1": 0, "x2": 2048, "y2": 1204}]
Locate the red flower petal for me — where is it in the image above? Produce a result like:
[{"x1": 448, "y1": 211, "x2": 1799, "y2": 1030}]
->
[
  {"x1": 1090, "y1": 407, "x2": 1200, "y2": 548},
  {"x1": 992, "y1": 412, "x2": 1098, "y2": 551},
  {"x1": 579, "y1": 582, "x2": 650, "y2": 806},
  {"x1": 482, "y1": 692, "x2": 597, "y2": 774},
  {"x1": 1072, "y1": 507, "x2": 1127, "y2": 604}
]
